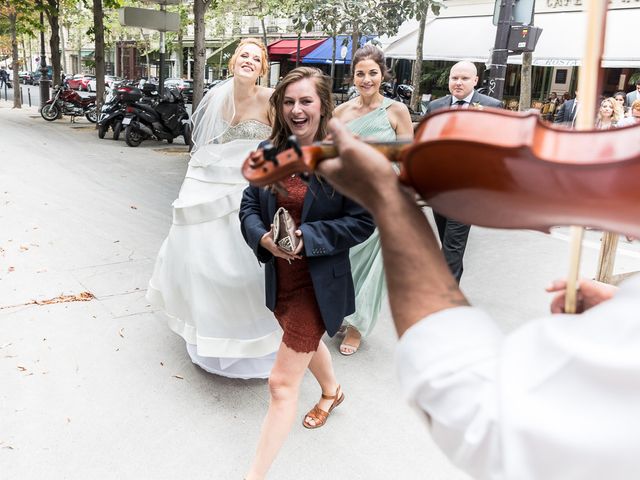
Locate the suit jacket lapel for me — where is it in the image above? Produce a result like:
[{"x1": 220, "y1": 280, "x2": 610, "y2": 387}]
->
[
  {"x1": 301, "y1": 176, "x2": 319, "y2": 223},
  {"x1": 264, "y1": 188, "x2": 277, "y2": 222},
  {"x1": 471, "y1": 90, "x2": 481, "y2": 105}
]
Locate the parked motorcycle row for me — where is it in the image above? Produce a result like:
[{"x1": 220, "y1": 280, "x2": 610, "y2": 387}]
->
[{"x1": 39, "y1": 82, "x2": 192, "y2": 150}]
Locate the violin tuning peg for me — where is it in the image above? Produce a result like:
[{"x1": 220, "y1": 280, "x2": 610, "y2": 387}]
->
[
  {"x1": 299, "y1": 172, "x2": 311, "y2": 184},
  {"x1": 286, "y1": 135, "x2": 303, "y2": 157},
  {"x1": 263, "y1": 142, "x2": 278, "y2": 165}
]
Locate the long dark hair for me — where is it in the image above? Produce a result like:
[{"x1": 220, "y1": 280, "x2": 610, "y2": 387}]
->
[{"x1": 269, "y1": 67, "x2": 334, "y2": 152}]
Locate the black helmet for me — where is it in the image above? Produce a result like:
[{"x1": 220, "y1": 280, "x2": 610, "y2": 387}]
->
[{"x1": 397, "y1": 84, "x2": 413, "y2": 99}]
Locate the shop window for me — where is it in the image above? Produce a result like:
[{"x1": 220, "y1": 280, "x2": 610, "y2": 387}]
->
[{"x1": 555, "y1": 69, "x2": 568, "y2": 84}]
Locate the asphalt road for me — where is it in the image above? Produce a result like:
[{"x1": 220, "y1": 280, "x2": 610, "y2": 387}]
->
[{"x1": 1, "y1": 100, "x2": 639, "y2": 479}]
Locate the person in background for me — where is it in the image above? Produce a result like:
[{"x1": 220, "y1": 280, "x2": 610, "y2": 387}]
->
[
  {"x1": 146, "y1": 38, "x2": 281, "y2": 379},
  {"x1": 240, "y1": 67, "x2": 374, "y2": 480},
  {"x1": 595, "y1": 97, "x2": 623, "y2": 129},
  {"x1": 332, "y1": 44, "x2": 413, "y2": 355},
  {"x1": 425, "y1": 61, "x2": 502, "y2": 283},
  {"x1": 613, "y1": 91, "x2": 628, "y2": 116},
  {"x1": 625, "y1": 78, "x2": 640, "y2": 108}
]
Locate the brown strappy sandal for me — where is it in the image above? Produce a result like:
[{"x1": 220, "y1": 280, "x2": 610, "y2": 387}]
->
[{"x1": 302, "y1": 385, "x2": 345, "y2": 429}]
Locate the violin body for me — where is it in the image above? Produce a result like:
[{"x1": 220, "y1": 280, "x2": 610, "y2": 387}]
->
[
  {"x1": 404, "y1": 108, "x2": 640, "y2": 237},
  {"x1": 242, "y1": 108, "x2": 640, "y2": 237}
]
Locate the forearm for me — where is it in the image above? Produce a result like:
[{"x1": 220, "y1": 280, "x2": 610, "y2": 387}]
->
[{"x1": 369, "y1": 185, "x2": 468, "y2": 337}]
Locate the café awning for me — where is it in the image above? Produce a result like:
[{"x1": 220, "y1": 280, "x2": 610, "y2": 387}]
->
[
  {"x1": 267, "y1": 39, "x2": 326, "y2": 61},
  {"x1": 301, "y1": 35, "x2": 377, "y2": 65},
  {"x1": 384, "y1": 8, "x2": 640, "y2": 68}
]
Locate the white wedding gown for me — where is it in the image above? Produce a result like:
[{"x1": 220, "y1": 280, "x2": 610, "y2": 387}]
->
[{"x1": 147, "y1": 120, "x2": 282, "y2": 379}]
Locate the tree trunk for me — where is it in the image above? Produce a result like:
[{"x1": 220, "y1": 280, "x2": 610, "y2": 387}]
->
[
  {"x1": 77, "y1": 26, "x2": 82, "y2": 73},
  {"x1": 518, "y1": 51, "x2": 532, "y2": 111},
  {"x1": 330, "y1": 34, "x2": 336, "y2": 89},
  {"x1": 192, "y1": 0, "x2": 210, "y2": 111},
  {"x1": 410, "y1": 14, "x2": 426, "y2": 113},
  {"x1": 350, "y1": 28, "x2": 359, "y2": 76},
  {"x1": 260, "y1": 16, "x2": 269, "y2": 86},
  {"x1": 21, "y1": 35, "x2": 28, "y2": 75},
  {"x1": 45, "y1": 0, "x2": 62, "y2": 87},
  {"x1": 28, "y1": 35, "x2": 33, "y2": 71},
  {"x1": 10, "y1": 12, "x2": 21, "y2": 108},
  {"x1": 177, "y1": 29, "x2": 184, "y2": 78},
  {"x1": 60, "y1": 24, "x2": 68, "y2": 74},
  {"x1": 296, "y1": 30, "x2": 301, "y2": 68},
  {"x1": 92, "y1": 0, "x2": 105, "y2": 112}
]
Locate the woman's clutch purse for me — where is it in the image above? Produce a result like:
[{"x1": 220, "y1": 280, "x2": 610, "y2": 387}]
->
[{"x1": 272, "y1": 207, "x2": 299, "y2": 253}]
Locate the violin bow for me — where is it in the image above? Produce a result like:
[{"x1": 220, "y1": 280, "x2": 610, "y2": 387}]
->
[{"x1": 564, "y1": 0, "x2": 608, "y2": 313}]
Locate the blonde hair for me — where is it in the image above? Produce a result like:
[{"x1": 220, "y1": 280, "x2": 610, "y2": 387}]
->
[
  {"x1": 598, "y1": 97, "x2": 622, "y2": 124},
  {"x1": 228, "y1": 38, "x2": 269, "y2": 77},
  {"x1": 632, "y1": 99, "x2": 640, "y2": 112}
]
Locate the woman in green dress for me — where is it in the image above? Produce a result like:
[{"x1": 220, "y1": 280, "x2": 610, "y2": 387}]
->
[{"x1": 333, "y1": 44, "x2": 413, "y2": 355}]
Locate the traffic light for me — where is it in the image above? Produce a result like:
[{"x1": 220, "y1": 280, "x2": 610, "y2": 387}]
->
[{"x1": 507, "y1": 24, "x2": 543, "y2": 53}]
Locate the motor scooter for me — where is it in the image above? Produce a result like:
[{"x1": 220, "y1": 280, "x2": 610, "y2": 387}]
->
[
  {"x1": 97, "y1": 84, "x2": 157, "y2": 140},
  {"x1": 122, "y1": 88, "x2": 191, "y2": 148}
]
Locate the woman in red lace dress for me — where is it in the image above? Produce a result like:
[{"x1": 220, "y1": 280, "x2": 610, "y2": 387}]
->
[{"x1": 240, "y1": 67, "x2": 375, "y2": 479}]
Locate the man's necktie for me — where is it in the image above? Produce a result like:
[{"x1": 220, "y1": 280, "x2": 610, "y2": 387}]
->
[{"x1": 454, "y1": 100, "x2": 466, "y2": 108}]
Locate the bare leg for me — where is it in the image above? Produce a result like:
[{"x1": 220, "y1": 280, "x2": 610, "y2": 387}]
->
[
  {"x1": 339, "y1": 326, "x2": 362, "y2": 355},
  {"x1": 246, "y1": 342, "x2": 314, "y2": 480},
  {"x1": 305, "y1": 340, "x2": 340, "y2": 427}
]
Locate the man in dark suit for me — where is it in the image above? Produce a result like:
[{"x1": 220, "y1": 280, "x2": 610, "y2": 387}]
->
[
  {"x1": 554, "y1": 92, "x2": 578, "y2": 126},
  {"x1": 626, "y1": 80, "x2": 640, "y2": 108},
  {"x1": 425, "y1": 61, "x2": 502, "y2": 283}
]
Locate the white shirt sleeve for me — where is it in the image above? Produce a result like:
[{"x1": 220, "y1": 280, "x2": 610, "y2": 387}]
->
[
  {"x1": 395, "y1": 277, "x2": 640, "y2": 480},
  {"x1": 396, "y1": 307, "x2": 504, "y2": 478}
]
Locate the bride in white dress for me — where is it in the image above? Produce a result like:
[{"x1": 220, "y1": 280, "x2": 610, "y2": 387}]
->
[{"x1": 147, "y1": 39, "x2": 282, "y2": 379}]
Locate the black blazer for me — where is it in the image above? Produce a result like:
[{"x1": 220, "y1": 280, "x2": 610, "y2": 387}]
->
[
  {"x1": 554, "y1": 99, "x2": 577, "y2": 125},
  {"x1": 426, "y1": 90, "x2": 503, "y2": 113},
  {"x1": 239, "y1": 176, "x2": 375, "y2": 337}
]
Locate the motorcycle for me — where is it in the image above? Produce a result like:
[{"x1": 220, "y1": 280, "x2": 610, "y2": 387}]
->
[
  {"x1": 122, "y1": 88, "x2": 191, "y2": 148},
  {"x1": 97, "y1": 83, "x2": 157, "y2": 140},
  {"x1": 41, "y1": 85, "x2": 98, "y2": 123}
]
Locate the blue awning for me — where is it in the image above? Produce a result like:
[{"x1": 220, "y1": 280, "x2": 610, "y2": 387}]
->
[{"x1": 302, "y1": 35, "x2": 377, "y2": 65}]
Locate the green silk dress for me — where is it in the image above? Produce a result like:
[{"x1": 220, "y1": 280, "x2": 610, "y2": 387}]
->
[{"x1": 344, "y1": 97, "x2": 396, "y2": 337}]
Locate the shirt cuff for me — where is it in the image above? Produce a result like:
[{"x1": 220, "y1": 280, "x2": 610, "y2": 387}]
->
[{"x1": 395, "y1": 306, "x2": 503, "y2": 404}]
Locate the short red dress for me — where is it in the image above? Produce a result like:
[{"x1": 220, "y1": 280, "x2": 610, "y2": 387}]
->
[{"x1": 273, "y1": 176, "x2": 326, "y2": 353}]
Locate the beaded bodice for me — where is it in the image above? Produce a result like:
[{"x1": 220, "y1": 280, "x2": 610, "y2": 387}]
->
[{"x1": 219, "y1": 120, "x2": 272, "y2": 144}]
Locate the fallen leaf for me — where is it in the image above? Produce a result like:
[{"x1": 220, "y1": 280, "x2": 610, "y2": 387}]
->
[
  {"x1": 36, "y1": 269, "x2": 47, "y2": 273},
  {"x1": 130, "y1": 205, "x2": 138, "y2": 210},
  {"x1": 0, "y1": 343, "x2": 12, "y2": 349},
  {"x1": 172, "y1": 375, "x2": 184, "y2": 380},
  {"x1": 30, "y1": 243, "x2": 39, "y2": 247},
  {"x1": 113, "y1": 240, "x2": 120, "y2": 243},
  {"x1": 92, "y1": 315, "x2": 96, "y2": 319},
  {"x1": 41, "y1": 371, "x2": 49, "y2": 375},
  {"x1": 5, "y1": 355, "x2": 16, "y2": 358},
  {"x1": 115, "y1": 348, "x2": 120, "y2": 351},
  {"x1": 160, "y1": 362, "x2": 164, "y2": 366},
  {"x1": 7, "y1": 266, "x2": 14, "y2": 272},
  {"x1": 66, "y1": 418, "x2": 71, "y2": 423},
  {"x1": 1, "y1": 445, "x2": 14, "y2": 450},
  {"x1": 19, "y1": 245, "x2": 29, "y2": 252},
  {"x1": 33, "y1": 291, "x2": 95, "y2": 306},
  {"x1": 17, "y1": 366, "x2": 27, "y2": 372},
  {"x1": 118, "y1": 328, "x2": 125, "y2": 338}
]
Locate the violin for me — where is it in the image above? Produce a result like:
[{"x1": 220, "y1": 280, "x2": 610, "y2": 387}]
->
[{"x1": 242, "y1": 107, "x2": 640, "y2": 239}]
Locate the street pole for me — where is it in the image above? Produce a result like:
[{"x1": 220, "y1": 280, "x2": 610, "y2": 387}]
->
[
  {"x1": 159, "y1": 4, "x2": 165, "y2": 96},
  {"x1": 39, "y1": 2, "x2": 50, "y2": 106},
  {"x1": 488, "y1": 0, "x2": 514, "y2": 101}
]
